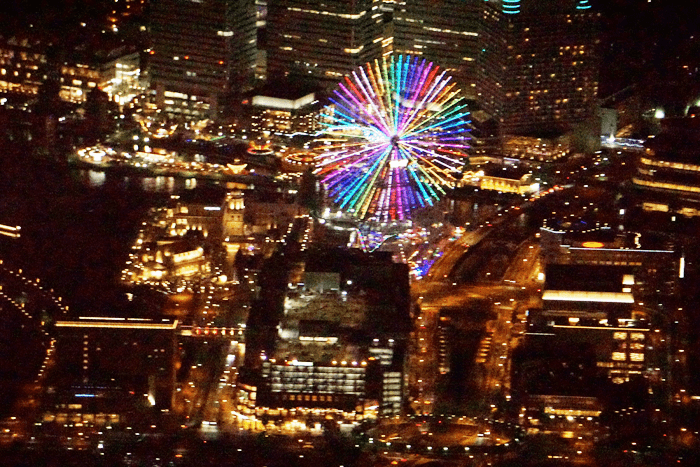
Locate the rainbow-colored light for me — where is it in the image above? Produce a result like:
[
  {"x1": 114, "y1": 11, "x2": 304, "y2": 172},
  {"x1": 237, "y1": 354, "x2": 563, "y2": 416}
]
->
[{"x1": 315, "y1": 55, "x2": 471, "y2": 222}]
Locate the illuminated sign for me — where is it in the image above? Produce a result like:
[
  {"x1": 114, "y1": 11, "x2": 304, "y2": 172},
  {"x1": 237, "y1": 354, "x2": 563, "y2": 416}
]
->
[{"x1": 581, "y1": 241, "x2": 604, "y2": 248}]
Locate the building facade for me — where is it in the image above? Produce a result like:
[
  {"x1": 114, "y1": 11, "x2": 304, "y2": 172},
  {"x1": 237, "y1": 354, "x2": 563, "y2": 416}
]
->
[
  {"x1": 497, "y1": 0, "x2": 600, "y2": 136},
  {"x1": 0, "y1": 35, "x2": 102, "y2": 105},
  {"x1": 247, "y1": 89, "x2": 322, "y2": 137},
  {"x1": 633, "y1": 118, "x2": 700, "y2": 218},
  {"x1": 149, "y1": 0, "x2": 257, "y2": 119},
  {"x1": 49, "y1": 317, "x2": 178, "y2": 414},
  {"x1": 100, "y1": 51, "x2": 146, "y2": 107},
  {"x1": 266, "y1": 0, "x2": 384, "y2": 84}
]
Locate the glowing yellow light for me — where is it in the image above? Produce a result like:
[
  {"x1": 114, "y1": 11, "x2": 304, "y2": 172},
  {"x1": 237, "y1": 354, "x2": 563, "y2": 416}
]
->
[{"x1": 582, "y1": 241, "x2": 604, "y2": 248}]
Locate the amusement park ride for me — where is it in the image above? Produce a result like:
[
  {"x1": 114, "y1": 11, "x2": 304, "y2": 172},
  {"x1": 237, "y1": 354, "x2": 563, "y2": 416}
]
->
[
  {"x1": 313, "y1": 55, "x2": 471, "y2": 250},
  {"x1": 315, "y1": 55, "x2": 471, "y2": 224}
]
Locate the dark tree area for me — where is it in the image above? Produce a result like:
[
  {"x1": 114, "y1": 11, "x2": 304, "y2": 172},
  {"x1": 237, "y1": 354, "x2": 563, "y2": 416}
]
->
[{"x1": 81, "y1": 88, "x2": 119, "y2": 144}]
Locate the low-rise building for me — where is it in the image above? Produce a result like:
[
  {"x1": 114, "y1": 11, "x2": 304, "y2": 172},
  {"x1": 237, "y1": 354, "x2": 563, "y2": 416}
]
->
[
  {"x1": 0, "y1": 35, "x2": 45, "y2": 99},
  {"x1": 633, "y1": 117, "x2": 700, "y2": 217},
  {"x1": 528, "y1": 263, "x2": 651, "y2": 384},
  {"x1": 239, "y1": 248, "x2": 410, "y2": 425},
  {"x1": 45, "y1": 317, "x2": 178, "y2": 420},
  {"x1": 460, "y1": 162, "x2": 539, "y2": 195},
  {"x1": 100, "y1": 50, "x2": 146, "y2": 106},
  {"x1": 246, "y1": 83, "x2": 323, "y2": 137},
  {"x1": 502, "y1": 135, "x2": 570, "y2": 162}
]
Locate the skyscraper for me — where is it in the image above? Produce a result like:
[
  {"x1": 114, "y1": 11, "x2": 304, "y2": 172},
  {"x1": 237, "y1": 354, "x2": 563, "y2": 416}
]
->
[
  {"x1": 497, "y1": 0, "x2": 600, "y2": 135},
  {"x1": 393, "y1": 0, "x2": 482, "y2": 97},
  {"x1": 149, "y1": 0, "x2": 257, "y2": 119},
  {"x1": 266, "y1": 0, "x2": 383, "y2": 84},
  {"x1": 391, "y1": 0, "x2": 505, "y2": 137}
]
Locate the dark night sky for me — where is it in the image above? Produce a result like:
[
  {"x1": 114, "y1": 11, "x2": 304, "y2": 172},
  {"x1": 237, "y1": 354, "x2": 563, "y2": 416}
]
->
[{"x1": 596, "y1": 0, "x2": 700, "y2": 97}]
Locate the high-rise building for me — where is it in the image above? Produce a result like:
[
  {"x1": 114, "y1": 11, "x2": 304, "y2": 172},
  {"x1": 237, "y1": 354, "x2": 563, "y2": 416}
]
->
[
  {"x1": 393, "y1": 0, "x2": 482, "y2": 98},
  {"x1": 149, "y1": 0, "x2": 257, "y2": 119},
  {"x1": 266, "y1": 0, "x2": 383, "y2": 84},
  {"x1": 497, "y1": 0, "x2": 600, "y2": 135},
  {"x1": 389, "y1": 1, "x2": 503, "y2": 138}
]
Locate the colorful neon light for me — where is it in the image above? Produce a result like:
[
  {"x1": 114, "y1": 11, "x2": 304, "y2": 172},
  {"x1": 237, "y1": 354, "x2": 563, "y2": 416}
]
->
[
  {"x1": 502, "y1": 0, "x2": 521, "y2": 14},
  {"x1": 315, "y1": 55, "x2": 471, "y2": 222}
]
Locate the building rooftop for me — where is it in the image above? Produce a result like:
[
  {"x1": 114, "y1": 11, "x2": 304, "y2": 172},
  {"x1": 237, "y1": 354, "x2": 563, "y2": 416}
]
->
[
  {"x1": 544, "y1": 264, "x2": 633, "y2": 293},
  {"x1": 283, "y1": 291, "x2": 366, "y2": 329},
  {"x1": 55, "y1": 316, "x2": 178, "y2": 330},
  {"x1": 645, "y1": 118, "x2": 700, "y2": 163},
  {"x1": 269, "y1": 339, "x2": 366, "y2": 367},
  {"x1": 250, "y1": 79, "x2": 321, "y2": 102}
]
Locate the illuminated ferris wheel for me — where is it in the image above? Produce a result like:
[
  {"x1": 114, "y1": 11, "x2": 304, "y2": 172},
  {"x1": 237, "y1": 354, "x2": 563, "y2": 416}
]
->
[{"x1": 315, "y1": 55, "x2": 471, "y2": 222}]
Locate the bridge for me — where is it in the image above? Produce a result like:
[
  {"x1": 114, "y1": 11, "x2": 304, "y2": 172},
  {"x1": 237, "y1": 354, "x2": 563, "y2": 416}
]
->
[
  {"x1": 179, "y1": 325, "x2": 245, "y2": 338},
  {"x1": 0, "y1": 224, "x2": 20, "y2": 238}
]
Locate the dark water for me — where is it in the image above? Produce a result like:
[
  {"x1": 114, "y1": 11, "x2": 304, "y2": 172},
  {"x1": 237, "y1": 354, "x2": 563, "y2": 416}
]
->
[
  {"x1": 0, "y1": 148, "x2": 210, "y2": 315},
  {"x1": 0, "y1": 143, "x2": 214, "y2": 414}
]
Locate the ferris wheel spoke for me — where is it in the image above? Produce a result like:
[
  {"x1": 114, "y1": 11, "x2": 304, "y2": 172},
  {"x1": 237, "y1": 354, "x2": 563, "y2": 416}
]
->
[{"x1": 316, "y1": 55, "x2": 471, "y2": 221}]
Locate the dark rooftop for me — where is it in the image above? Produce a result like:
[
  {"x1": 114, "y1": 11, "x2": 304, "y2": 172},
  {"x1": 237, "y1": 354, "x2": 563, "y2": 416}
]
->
[
  {"x1": 544, "y1": 264, "x2": 633, "y2": 292},
  {"x1": 645, "y1": 117, "x2": 700, "y2": 163}
]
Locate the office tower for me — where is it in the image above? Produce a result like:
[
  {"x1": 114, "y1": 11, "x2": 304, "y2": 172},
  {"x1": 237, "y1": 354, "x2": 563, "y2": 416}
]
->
[
  {"x1": 266, "y1": 0, "x2": 383, "y2": 84},
  {"x1": 393, "y1": 0, "x2": 482, "y2": 97},
  {"x1": 392, "y1": 0, "x2": 505, "y2": 139},
  {"x1": 149, "y1": 0, "x2": 257, "y2": 119},
  {"x1": 498, "y1": 0, "x2": 600, "y2": 135}
]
